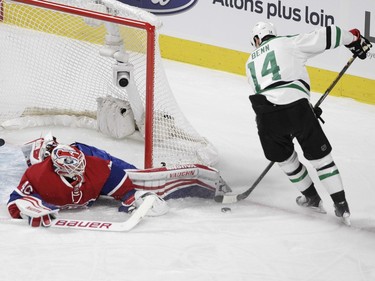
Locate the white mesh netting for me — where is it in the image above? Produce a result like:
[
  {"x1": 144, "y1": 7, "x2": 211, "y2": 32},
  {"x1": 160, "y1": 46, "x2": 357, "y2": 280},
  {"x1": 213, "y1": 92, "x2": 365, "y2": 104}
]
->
[{"x1": 0, "y1": 0, "x2": 218, "y2": 167}]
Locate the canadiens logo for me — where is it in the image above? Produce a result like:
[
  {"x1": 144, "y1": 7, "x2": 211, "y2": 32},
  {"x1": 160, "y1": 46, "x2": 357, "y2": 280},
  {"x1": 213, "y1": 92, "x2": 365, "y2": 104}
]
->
[
  {"x1": 55, "y1": 148, "x2": 81, "y2": 160},
  {"x1": 71, "y1": 189, "x2": 83, "y2": 204},
  {"x1": 120, "y1": 0, "x2": 198, "y2": 15}
]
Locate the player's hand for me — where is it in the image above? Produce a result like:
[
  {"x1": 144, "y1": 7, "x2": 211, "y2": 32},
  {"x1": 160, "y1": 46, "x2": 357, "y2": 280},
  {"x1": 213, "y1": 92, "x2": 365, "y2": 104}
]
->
[
  {"x1": 26, "y1": 213, "x2": 57, "y2": 227},
  {"x1": 345, "y1": 29, "x2": 371, "y2": 59},
  {"x1": 119, "y1": 189, "x2": 137, "y2": 214},
  {"x1": 14, "y1": 196, "x2": 59, "y2": 227},
  {"x1": 134, "y1": 191, "x2": 169, "y2": 217},
  {"x1": 311, "y1": 105, "x2": 324, "y2": 123},
  {"x1": 118, "y1": 203, "x2": 136, "y2": 214},
  {"x1": 313, "y1": 106, "x2": 322, "y2": 118}
]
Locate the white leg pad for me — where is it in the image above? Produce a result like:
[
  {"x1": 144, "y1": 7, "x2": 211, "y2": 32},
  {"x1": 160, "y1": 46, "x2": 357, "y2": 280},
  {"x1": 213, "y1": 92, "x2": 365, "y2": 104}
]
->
[{"x1": 126, "y1": 164, "x2": 224, "y2": 199}]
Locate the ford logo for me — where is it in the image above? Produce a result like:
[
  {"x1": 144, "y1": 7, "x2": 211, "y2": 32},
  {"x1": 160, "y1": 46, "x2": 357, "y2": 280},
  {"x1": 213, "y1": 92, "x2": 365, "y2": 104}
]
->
[{"x1": 120, "y1": 0, "x2": 198, "y2": 15}]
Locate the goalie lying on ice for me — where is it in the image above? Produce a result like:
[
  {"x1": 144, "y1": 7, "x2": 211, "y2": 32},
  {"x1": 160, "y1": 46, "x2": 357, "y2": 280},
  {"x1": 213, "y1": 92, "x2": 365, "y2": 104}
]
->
[{"x1": 7, "y1": 135, "x2": 231, "y2": 227}]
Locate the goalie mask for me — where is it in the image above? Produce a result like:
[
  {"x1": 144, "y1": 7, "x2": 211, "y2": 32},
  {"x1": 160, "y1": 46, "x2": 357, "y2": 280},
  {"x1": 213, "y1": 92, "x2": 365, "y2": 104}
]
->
[
  {"x1": 251, "y1": 21, "x2": 277, "y2": 46},
  {"x1": 51, "y1": 145, "x2": 86, "y2": 182}
]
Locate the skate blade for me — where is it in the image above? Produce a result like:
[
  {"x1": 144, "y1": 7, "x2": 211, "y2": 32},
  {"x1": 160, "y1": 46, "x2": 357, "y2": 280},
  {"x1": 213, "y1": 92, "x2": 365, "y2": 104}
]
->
[
  {"x1": 341, "y1": 212, "x2": 351, "y2": 226},
  {"x1": 310, "y1": 205, "x2": 327, "y2": 214},
  {"x1": 296, "y1": 197, "x2": 327, "y2": 214},
  {"x1": 300, "y1": 201, "x2": 327, "y2": 214}
]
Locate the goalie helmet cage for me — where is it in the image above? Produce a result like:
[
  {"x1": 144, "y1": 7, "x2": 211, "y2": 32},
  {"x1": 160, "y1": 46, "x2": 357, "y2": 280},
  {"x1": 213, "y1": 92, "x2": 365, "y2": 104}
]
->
[{"x1": 0, "y1": 0, "x2": 218, "y2": 168}]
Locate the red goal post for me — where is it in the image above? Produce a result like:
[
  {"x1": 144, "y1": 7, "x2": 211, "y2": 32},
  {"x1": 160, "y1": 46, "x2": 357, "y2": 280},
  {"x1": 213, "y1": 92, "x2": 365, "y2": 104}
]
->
[{"x1": 0, "y1": 0, "x2": 218, "y2": 168}]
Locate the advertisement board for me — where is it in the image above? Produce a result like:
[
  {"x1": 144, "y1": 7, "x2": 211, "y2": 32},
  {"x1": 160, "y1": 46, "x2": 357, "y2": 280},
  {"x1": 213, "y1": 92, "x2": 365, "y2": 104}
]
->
[{"x1": 123, "y1": 0, "x2": 374, "y2": 102}]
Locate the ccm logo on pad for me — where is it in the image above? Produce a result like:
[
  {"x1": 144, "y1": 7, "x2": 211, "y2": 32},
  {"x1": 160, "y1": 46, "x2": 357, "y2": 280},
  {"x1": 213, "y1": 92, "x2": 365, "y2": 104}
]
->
[{"x1": 120, "y1": 0, "x2": 198, "y2": 15}]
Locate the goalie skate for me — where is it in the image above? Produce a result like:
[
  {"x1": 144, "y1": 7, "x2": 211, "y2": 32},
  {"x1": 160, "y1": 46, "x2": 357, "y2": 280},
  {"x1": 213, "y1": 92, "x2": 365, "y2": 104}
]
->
[{"x1": 296, "y1": 194, "x2": 327, "y2": 214}]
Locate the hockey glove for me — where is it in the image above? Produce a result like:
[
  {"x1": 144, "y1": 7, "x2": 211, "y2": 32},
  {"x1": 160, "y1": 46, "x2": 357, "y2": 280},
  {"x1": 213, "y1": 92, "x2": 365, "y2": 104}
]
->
[
  {"x1": 119, "y1": 190, "x2": 169, "y2": 217},
  {"x1": 27, "y1": 214, "x2": 57, "y2": 227},
  {"x1": 345, "y1": 29, "x2": 372, "y2": 59},
  {"x1": 119, "y1": 189, "x2": 137, "y2": 214},
  {"x1": 14, "y1": 196, "x2": 59, "y2": 227},
  {"x1": 311, "y1": 105, "x2": 324, "y2": 124},
  {"x1": 314, "y1": 106, "x2": 323, "y2": 117},
  {"x1": 134, "y1": 191, "x2": 169, "y2": 217}
]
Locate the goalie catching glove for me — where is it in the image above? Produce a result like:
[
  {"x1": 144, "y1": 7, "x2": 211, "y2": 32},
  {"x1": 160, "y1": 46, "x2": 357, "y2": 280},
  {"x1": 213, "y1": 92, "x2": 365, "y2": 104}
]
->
[
  {"x1": 10, "y1": 196, "x2": 59, "y2": 227},
  {"x1": 345, "y1": 29, "x2": 372, "y2": 59},
  {"x1": 120, "y1": 190, "x2": 169, "y2": 217}
]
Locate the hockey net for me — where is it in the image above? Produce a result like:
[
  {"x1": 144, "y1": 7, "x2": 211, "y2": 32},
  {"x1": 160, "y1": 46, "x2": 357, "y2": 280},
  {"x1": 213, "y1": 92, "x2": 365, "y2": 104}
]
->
[{"x1": 0, "y1": 0, "x2": 218, "y2": 168}]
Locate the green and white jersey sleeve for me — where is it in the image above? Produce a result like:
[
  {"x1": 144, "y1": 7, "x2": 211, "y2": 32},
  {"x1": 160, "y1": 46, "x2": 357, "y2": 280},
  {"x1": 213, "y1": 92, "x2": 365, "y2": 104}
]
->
[{"x1": 245, "y1": 26, "x2": 354, "y2": 105}]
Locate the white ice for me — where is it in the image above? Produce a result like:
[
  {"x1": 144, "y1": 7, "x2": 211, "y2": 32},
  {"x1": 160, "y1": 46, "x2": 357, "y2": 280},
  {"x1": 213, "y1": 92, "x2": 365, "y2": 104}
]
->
[{"x1": 1, "y1": 59, "x2": 375, "y2": 281}]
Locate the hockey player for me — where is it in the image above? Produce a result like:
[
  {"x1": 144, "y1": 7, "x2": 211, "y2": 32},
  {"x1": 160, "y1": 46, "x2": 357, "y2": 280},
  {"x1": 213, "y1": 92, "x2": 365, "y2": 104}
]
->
[
  {"x1": 7, "y1": 135, "x2": 230, "y2": 227},
  {"x1": 246, "y1": 22, "x2": 371, "y2": 225}
]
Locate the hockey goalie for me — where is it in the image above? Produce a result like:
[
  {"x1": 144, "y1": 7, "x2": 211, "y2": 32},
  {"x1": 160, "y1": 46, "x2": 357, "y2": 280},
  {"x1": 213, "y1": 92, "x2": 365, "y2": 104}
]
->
[{"x1": 7, "y1": 134, "x2": 231, "y2": 227}]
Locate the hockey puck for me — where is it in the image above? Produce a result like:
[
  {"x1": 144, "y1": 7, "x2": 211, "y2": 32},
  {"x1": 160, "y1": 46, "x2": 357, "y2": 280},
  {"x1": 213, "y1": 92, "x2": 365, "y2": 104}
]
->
[
  {"x1": 221, "y1": 207, "x2": 231, "y2": 213},
  {"x1": 0, "y1": 138, "x2": 4, "y2": 147}
]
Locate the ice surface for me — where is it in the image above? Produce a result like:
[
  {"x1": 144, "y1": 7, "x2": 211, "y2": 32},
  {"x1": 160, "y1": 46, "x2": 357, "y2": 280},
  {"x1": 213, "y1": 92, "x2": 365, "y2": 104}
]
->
[{"x1": 1, "y1": 59, "x2": 375, "y2": 281}]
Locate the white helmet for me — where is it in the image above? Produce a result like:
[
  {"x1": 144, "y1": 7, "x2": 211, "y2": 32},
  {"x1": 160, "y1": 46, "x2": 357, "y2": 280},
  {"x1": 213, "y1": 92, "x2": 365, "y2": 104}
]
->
[
  {"x1": 251, "y1": 22, "x2": 277, "y2": 46},
  {"x1": 51, "y1": 144, "x2": 86, "y2": 179}
]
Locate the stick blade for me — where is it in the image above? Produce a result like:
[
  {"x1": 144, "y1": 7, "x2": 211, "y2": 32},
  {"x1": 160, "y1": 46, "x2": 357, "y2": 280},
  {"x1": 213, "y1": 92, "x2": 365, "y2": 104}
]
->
[
  {"x1": 214, "y1": 194, "x2": 239, "y2": 204},
  {"x1": 49, "y1": 196, "x2": 156, "y2": 232}
]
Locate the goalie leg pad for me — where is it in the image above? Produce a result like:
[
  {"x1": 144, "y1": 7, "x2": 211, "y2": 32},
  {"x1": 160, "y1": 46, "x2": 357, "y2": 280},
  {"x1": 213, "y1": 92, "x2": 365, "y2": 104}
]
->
[
  {"x1": 126, "y1": 164, "x2": 231, "y2": 200},
  {"x1": 21, "y1": 132, "x2": 57, "y2": 166}
]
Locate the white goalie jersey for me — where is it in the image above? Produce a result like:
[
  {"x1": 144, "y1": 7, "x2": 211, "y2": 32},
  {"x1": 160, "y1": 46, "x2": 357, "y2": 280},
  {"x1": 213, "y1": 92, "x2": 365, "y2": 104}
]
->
[{"x1": 246, "y1": 25, "x2": 355, "y2": 105}]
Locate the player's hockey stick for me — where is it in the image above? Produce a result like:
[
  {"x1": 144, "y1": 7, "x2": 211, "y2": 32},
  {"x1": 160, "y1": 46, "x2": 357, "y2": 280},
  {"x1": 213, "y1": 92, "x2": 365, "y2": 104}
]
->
[
  {"x1": 1, "y1": 196, "x2": 155, "y2": 232},
  {"x1": 314, "y1": 41, "x2": 372, "y2": 109},
  {"x1": 214, "y1": 161, "x2": 274, "y2": 204},
  {"x1": 215, "y1": 44, "x2": 372, "y2": 204}
]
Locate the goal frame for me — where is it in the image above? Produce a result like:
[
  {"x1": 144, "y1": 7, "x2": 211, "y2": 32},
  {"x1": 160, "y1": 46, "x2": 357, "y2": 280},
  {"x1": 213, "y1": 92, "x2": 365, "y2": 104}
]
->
[{"x1": 0, "y1": 0, "x2": 156, "y2": 168}]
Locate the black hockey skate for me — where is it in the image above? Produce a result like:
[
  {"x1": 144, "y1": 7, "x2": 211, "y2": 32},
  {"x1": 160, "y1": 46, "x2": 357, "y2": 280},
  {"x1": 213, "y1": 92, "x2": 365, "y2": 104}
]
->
[
  {"x1": 296, "y1": 194, "x2": 326, "y2": 214},
  {"x1": 334, "y1": 201, "x2": 351, "y2": 226}
]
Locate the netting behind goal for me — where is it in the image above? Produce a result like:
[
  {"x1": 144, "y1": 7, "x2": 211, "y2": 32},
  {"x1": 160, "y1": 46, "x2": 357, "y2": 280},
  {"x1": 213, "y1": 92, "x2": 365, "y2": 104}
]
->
[{"x1": 0, "y1": 0, "x2": 218, "y2": 168}]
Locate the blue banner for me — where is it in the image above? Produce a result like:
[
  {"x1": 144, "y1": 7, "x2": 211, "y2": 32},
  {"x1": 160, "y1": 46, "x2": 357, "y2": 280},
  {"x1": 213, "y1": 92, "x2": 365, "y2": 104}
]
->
[{"x1": 120, "y1": 0, "x2": 198, "y2": 15}]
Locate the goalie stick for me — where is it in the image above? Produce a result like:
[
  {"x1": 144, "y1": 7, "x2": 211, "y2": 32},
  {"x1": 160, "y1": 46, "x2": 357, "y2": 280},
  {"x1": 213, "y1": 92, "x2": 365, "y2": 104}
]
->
[
  {"x1": 1, "y1": 196, "x2": 156, "y2": 232},
  {"x1": 215, "y1": 43, "x2": 372, "y2": 204}
]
